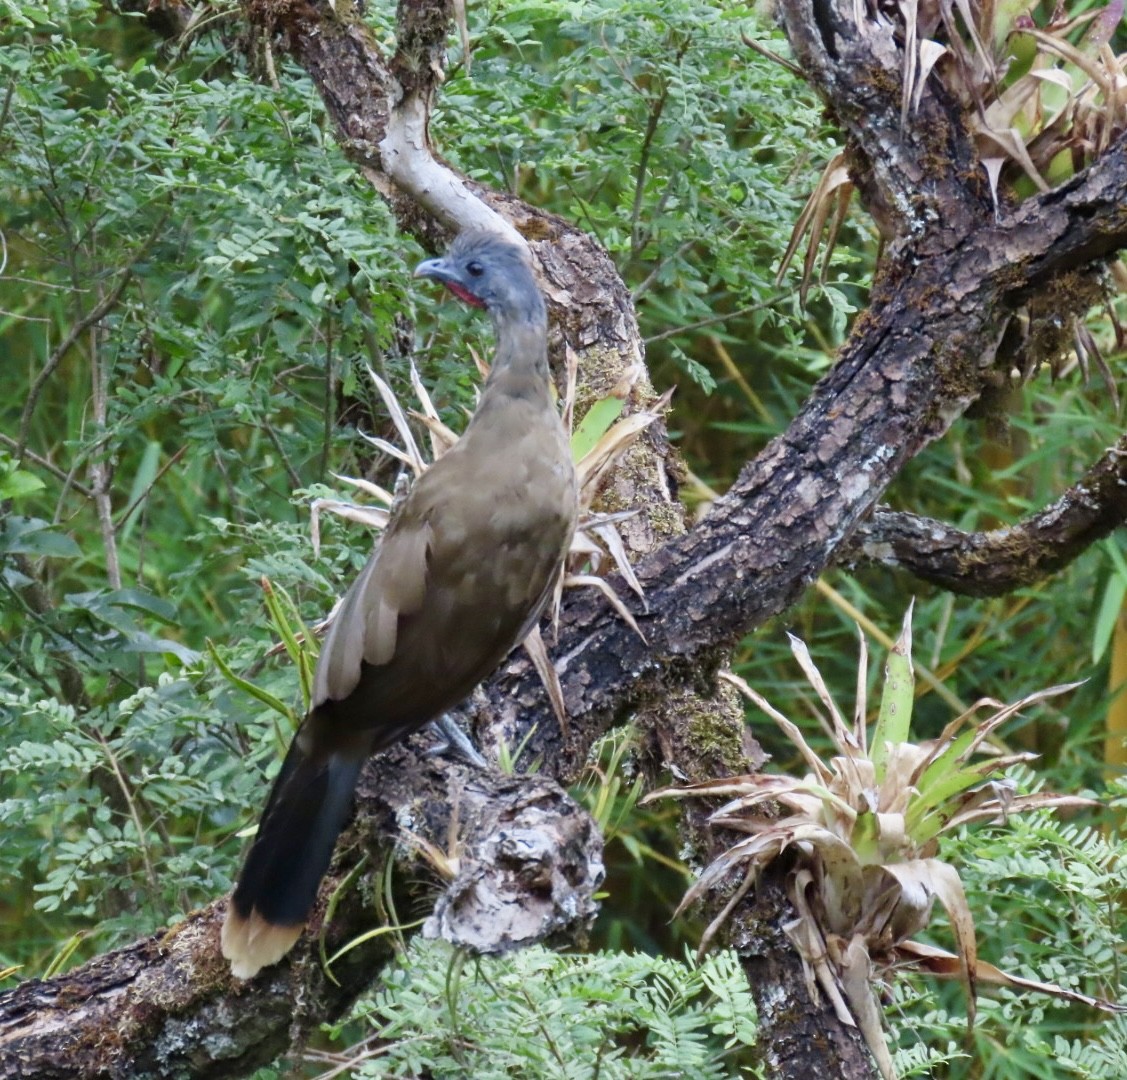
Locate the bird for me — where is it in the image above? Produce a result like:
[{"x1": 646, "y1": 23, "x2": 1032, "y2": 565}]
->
[{"x1": 221, "y1": 231, "x2": 578, "y2": 980}]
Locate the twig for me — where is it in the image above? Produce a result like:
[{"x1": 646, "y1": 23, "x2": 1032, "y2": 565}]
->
[
  {"x1": 263, "y1": 419, "x2": 303, "y2": 491},
  {"x1": 643, "y1": 294, "x2": 786, "y2": 345},
  {"x1": 114, "y1": 445, "x2": 188, "y2": 530},
  {"x1": 89, "y1": 314, "x2": 122, "y2": 590},
  {"x1": 0, "y1": 81, "x2": 14, "y2": 141},
  {"x1": 0, "y1": 433, "x2": 95, "y2": 499},
  {"x1": 90, "y1": 728, "x2": 159, "y2": 893},
  {"x1": 1, "y1": 568, "x2": 94, "y2": 709},
  {"x1": 16, "y1": 268, "x2": 133, "y2": 457},
  {"x1": 629, "y1": 84, "x2": 671, "y2": 258},
  {"x1": 345, "y1": 277, "x2": 390, "y2": 382},
  {"x1": 18, "y1": 206, "x2": 170, "y2": 460},
  {"x1": 741, "y1": 32, "x2": 804, "y2": 77},
  {"x1": 630, "y1": 236, "x2": 697, "y2": 301},
  {"x1": 54, "y1": 430, "x2": 114, "y2": 526}
]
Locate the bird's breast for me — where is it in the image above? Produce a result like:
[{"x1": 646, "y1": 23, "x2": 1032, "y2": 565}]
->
[{"x1": 428, "y1": 420, "x2": 575, "y2": 587}]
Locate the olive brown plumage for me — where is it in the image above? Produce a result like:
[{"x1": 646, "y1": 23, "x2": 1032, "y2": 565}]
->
[{"x1": 221, "y1": 233, "x2": 578, "y2": 979}]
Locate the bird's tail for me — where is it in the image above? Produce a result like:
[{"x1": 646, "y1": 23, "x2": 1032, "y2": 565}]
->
[{"x1": 221, "y1": 729, "x2": 366, "y2": 979}]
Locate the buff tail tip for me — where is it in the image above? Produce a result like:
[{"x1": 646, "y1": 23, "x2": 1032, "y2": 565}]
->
[{"x1": 220, "y1": 903, "x2": 304, "y2": 981}]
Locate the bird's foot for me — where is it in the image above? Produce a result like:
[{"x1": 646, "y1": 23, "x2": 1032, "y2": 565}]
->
[{"x1": 427, "y1": 713, "x2": 488, "y2": 768}]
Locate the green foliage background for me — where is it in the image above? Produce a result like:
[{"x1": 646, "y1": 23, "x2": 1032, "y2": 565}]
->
[{"x1": 0, "y1": 0, "x2": 1124, "y2": 1076}]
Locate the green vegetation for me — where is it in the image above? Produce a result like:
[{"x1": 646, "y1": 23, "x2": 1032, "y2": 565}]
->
[
  {"x1": 1, "y1": 1, "x2": 1124, "y2": 1076},
  {"x1": 325, "y1": 941, "x2": 762, "y2": 1078}
]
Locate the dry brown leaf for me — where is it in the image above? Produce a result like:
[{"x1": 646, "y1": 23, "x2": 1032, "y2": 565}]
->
[
  {"x1": 589, "y1": 519, "x2": 647, "y2": 604},
  {"x1": 776, "y1": 151, "x2": 852, "y2": 302},
  {"x1": 788, "y1": 632, "x2": 856, "y2": 751},
  {"x1": 720, "y1": 669, "x2": 835, "y2": 784},
  {"x1": 839, "y1": 932, "x2": 896, "y2": 1080},
  {"x1": 367, "y1": 367, "x2": 426, "y2": 475},
  {"x1": 521, "y1": 624, "x2": 569, "y2": 738},
  {"x1": 563, "y1": 573, "x2": 646, "y2": 642},
  {"x1": 575, "y1": 388, "x2": 673, "y2": 499},
  {"x1": 309, "y1": 498, "x2": 390, "y2": 557},
  {"x1": 897, "y1": 939, "x2": 1127, "y2": 1013}
]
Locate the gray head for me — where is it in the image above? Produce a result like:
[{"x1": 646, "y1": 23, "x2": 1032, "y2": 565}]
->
[{"x1": 414, "y1": 231, "x2": 546, "y2": 328}]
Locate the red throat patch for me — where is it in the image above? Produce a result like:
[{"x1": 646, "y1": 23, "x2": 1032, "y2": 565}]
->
[{"x1": 445, "y1": 281, "x2": 487, "y2": 308}]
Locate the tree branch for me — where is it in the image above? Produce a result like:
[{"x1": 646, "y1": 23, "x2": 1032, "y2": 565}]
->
[
  {"x1": 482, "y1": 132, "x2": 1127, "y2": 771},
  {"x1": 0, "y1": 433, "x2": 94, "y2": 499},
  {"x1": 844, "y1": 435, "x2": 1127, "y2": 596},
  {"x1": 0, "y1": 753, "x2": 599, "y2": 1079}
]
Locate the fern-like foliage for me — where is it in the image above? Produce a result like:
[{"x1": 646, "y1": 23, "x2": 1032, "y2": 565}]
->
[
  {"x1": 886, "y1": 769, "x2": 1127, "y2": 1080},
  {"x1": 323, "y1": 942, "x2": 762, "y2": 1079}
]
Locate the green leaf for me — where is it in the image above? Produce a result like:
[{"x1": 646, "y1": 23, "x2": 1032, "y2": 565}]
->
[
  {"x1": 1092, "y1": 572, "x2": 1127, "y2": 665},
  {"x1": 0, "y1": 467, "x2": 45, "y2": 500},
  {"x1": 1103, "y1": 536, "x2": 1127, "y2": 581},
  {"x1": 64, "y1": 588, "x2": 178, "y2": 632},
  {"x1": 870, "y1": 604, "x2": 915, "y2": 782},
  {"x1": 102, "y1": 588, "x2": 178, "y2": 624},
  {"x1": 571, "y1": 396, "x2": 624, "y2": 463},
  {"x1": 121, "y1": 630, "x2": 200, "y2": 665},
  {"x1": 260, "y1": 577, "x2": 317, "y2": 711},
  {"x1": 206, "y1": 639, "x2": 295, "y2": 722},
  {"x1": 119, "y1": 440, "x2": 162, "y2": 544},
  {"x1": 0, "y1": 517, "x2": 81, "y2": 559},
  {"x1": 907, "y1": 729, "x2": 980, "y2": 834}
]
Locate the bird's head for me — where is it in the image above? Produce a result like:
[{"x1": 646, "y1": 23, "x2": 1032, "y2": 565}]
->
[{"x1": 414, "y1": 231, "x2": 546, "y2": 327}]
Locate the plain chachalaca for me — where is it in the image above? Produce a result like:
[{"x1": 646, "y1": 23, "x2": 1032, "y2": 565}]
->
[{"x1": 221, "y1": 232, "x2": 578, "y2": 979}]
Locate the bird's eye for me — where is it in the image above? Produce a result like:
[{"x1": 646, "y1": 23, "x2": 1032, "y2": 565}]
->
[{"x1": 466, "y1": 260, "x2": 485, "y2": 277}]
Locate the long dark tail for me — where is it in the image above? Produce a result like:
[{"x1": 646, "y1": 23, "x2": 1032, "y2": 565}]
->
[{"x1": 221, "y1": 727, "x2": 366, "y2": 979}]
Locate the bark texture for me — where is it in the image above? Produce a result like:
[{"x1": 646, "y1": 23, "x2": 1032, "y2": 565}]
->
[
  {"x1": 0, "y1": 751, "x2": 598, "y2": 1079},
  {"x1": 846, "y1": 434, "x2": 1127, "y2": 595},
  {"x1": 4, "y1": 0, "x2": 1127, "y2": 1077}
]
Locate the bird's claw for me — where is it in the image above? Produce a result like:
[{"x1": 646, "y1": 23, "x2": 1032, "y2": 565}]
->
[{"x1": 427, "y1": 713, "x2": 489, "y2": 768}]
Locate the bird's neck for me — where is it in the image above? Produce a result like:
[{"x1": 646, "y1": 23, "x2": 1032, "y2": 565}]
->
[{"x1": 481, "y1": 316, "x2": 552, "y2": 405}]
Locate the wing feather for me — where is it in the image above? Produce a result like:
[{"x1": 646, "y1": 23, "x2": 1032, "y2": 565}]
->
[{"x1": 313, "y1": 520, "x2": 432, "y2": 703}]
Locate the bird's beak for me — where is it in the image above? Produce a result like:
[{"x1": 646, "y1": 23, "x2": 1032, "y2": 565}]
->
[
  {"x1": 414, "y1": 255, "x2": 487, "y2": 309},
  {"x1": 413, "y1": 256, "x2": 450, "y2": 282}
]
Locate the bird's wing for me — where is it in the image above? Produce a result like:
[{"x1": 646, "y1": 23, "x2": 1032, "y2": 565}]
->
[
  {"x1": 311, "y1": 516, "x2": 432, "y2": 706},
  {"x1": 310, "y1": 402, "x2": 573, "y2": 719},
  {"x1": 362, "y1": 517, "x2": 433, "y2": 667}
]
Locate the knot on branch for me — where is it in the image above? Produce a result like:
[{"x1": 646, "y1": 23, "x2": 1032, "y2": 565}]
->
[{"x1": 422, "y1": 777, "x2": 604, "y2": 953}]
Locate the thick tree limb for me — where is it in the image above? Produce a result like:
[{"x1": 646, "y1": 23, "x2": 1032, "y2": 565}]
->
[
  {"x1": 0, "y1": 753, "x2": 598, "y2": 1079},
  {"x1": 485, "y1": 132, "x2": 1127, "y2": 771},
  {"x1": 782, "y1": 0, "x2": 991, "y2": 248},
  {"x1": 844, "y1": 435, "x2": 1127, "y2": 595}
]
